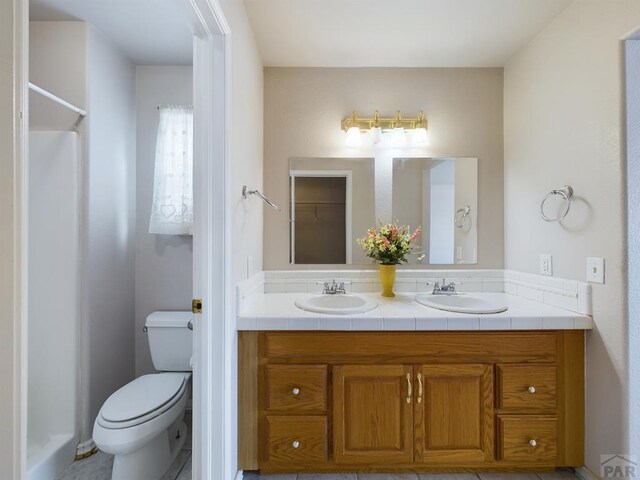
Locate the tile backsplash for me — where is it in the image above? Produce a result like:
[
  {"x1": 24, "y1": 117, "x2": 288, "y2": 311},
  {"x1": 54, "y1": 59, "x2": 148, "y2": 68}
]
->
[{"x1": 236, "y1": 268, "x2": 592, "y2": 316}]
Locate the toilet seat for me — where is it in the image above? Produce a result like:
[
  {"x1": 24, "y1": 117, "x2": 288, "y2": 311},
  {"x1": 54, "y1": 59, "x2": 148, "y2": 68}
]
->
[{"x1": 97, "y1": 373, "x2": 189, "y2": 429}]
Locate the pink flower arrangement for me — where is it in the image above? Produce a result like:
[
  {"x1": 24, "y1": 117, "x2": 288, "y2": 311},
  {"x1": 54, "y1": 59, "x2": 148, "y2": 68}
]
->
[{"x1": 357, "y1": 222, "x2": 423, "y2": 265}]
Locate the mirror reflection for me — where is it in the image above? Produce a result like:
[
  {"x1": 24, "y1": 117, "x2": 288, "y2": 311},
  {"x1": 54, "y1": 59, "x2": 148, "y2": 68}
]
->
[
  {"x1": 288, "y1": 156, "x2": 477, "y2": 265},
  {"x1": 392, "y1": 158, "x2": 477, "y2": 265},
  {"x1": 289, "y1": 157, "x2": 375, "y2": 264}
]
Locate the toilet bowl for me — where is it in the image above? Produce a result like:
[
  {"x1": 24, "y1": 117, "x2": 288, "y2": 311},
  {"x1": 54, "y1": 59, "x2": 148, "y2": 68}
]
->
[{"x1": 93, "y1": 312, "x2": 193, "y2": 480}]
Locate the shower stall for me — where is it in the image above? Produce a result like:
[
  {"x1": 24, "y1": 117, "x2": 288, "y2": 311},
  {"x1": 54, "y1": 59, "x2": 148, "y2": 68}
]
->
[{"x1": 27, "y1": 131, "x2": 80, "y2": 480}]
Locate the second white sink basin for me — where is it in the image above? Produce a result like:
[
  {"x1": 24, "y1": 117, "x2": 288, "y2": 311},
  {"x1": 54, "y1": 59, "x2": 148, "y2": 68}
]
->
[
  {"x1": 415, "y1": 293, "x2": 508, "y2": 314},
  {"x1": 295, "y1": 294, "x2": 378, "y2": 315}
]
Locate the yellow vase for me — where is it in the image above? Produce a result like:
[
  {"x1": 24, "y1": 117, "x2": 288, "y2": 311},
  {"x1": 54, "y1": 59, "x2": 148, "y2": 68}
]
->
[{"x1": 379, "y1": 264, "x2": 397, "y2": 297}]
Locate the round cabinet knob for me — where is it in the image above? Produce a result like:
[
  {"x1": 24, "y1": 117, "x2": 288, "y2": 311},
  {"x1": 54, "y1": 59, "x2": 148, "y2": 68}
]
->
[
  {"x1": 528, "y1": 386, "x2": 536, "y2": 394},
  {"x1": 292, "y1": 440, "x2": 300, "y2": 449},
  {"x1": 292, "y1": 387, "x2": 300, "y2": 396},
  {"x1": 529, "y1": 439, "x2": 538, "y2": 447}
]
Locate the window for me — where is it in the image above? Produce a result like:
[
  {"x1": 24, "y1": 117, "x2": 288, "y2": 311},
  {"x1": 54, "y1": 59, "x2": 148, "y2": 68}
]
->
[{"x1": 149, "y1": 105, "x2": 193, "y2": 235}]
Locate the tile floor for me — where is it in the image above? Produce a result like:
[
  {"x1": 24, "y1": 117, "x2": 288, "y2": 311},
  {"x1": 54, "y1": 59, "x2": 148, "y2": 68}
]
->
[
  {"x1": 56, "y1": 413, "x2": 193, "y2": 480},
  {"x1": 55, "y1": 468, "x2": 580, "y2": 480}
]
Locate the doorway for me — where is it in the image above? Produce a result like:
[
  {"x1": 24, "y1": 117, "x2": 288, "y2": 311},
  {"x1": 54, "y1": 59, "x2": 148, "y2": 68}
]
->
[
  {"x1": 290, "y1": 171, "x2": 353, "y2": 264},
  {"x1": 19, "y1": 1, "x2": 230, "y2": 479}
]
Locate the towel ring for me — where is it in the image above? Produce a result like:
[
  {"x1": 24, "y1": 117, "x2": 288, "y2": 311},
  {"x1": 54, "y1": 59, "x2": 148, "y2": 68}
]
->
[
  {"x1": 455, "y1": 205, "x2": 471, "y2": 229},
  {"x1": 540, "y1": 185, "x2": 573, "y2": 222}
]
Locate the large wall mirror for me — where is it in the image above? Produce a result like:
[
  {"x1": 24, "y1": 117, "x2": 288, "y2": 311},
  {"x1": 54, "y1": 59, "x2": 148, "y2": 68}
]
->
[{"x1": 288, "y1": 156, "x2": 477, "y2": 265}]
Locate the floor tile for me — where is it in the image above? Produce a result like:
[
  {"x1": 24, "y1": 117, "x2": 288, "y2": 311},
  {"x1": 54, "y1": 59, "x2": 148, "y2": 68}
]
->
[
  {"x1": 478, "y1": 474, "x2": 539, "y2": 480},
  {"x1": 184, "y1": 412, "x2": 193, "y2": 450},
  {"x1": 360, "y1": 474, "x2": 419, "y2": 480},
  {"x1": 256, "y1": 475, "x2": 297, "y2": 480},
  {"x1": 537, "y1": 469, "x2": 579, "y2": 480},
  {"x1": 298, "y1": 475, "x2": 357, "y2": 480},
  {"x1": 56, "y1": 452, "x2": 114, "y2": 480},
  {"x1": 161, "y1": 450, "x2": 191, "y2": 479},
  {"x1": 418, "y1": 475, "x2": 479, "y2": 480},
  {"x1": 56, "y1": 447, "x2": 193, "y2": 480},
  {"x1": 176, "y1": 454, "x2": 192, "y2": 480}
]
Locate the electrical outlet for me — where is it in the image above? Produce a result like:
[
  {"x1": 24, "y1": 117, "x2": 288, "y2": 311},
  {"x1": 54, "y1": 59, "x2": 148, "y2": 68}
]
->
[
  {"x1": 587, "y1": 257, "x2": 605, "y2": 284},
  {"x1": 539, "y1": 254, "x2": 553, "y2": 276}
]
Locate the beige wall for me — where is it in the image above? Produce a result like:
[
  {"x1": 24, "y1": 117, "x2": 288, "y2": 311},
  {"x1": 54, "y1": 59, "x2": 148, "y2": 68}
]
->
[
  {"x1": 264, "y1": 67, "x2": 504, "y2": 270},
  {"x1": 504, "y1": 0, "x2": 640, "y2": 470}
]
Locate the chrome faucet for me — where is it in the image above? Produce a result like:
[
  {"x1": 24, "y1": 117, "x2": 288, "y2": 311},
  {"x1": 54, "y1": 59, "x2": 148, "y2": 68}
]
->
[
  {"x1": 322, "y1": 280, "x2": 347, "y2": 295},
  {"x1": 431, "y1": 278, "x2": 460, "y2": 295}
]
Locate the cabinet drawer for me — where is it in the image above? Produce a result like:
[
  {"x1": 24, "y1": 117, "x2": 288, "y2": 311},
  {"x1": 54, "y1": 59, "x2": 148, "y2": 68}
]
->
[
  {"x1": 265, "y1": 364, "x2": 327, "y2": 412},
  {"x1": 265, "y1": 415, "x2": 328, "y2": 464},
  {"x1": 498, "y1": 415, "x2": 557, "y2": 463},
  {"x1": 498, "y1": 365, "x2": 557, "y2": 410}
]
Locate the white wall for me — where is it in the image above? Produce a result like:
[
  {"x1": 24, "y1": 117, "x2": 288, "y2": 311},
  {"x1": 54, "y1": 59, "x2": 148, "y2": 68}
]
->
[
  {"x1": 218, "y1": 0, "x2": 263, "y2": 476},
  {"x1": 84, "y1": 25, "x2": 136, "y2": 438},
  {"x1": 29, "y1": 22, "x2": 87, "y2": 132},
  {"x1": 504, "y1": 0, "x2": 640, "y2": 470},
  {"x1": 625, "y1": 39, "x2": 640, "y2": 460},
  {"x1": 0, "y1": 0, "x2": 22, "y2": 476},
  {"x1": 134, "y1": 66, "x2": 193, "y2": 376}
]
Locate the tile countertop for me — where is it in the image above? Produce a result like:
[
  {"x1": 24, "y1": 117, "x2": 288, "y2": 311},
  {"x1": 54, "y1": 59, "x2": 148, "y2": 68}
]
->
[{"x1": 236, "y1": 292, "x2": 593, "y2": 331}]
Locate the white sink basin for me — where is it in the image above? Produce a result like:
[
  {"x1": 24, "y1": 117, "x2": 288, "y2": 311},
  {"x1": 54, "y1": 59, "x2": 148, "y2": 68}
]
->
[
  {"x1": 295, "y1": 294, "x2": 378, "y2": 315},
  {"x1": 415, "y1": 293, "x2": 508, "y2": 314}
]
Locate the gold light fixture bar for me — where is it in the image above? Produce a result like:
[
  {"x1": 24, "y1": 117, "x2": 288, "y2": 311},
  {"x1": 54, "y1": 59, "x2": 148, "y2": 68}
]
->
[{"x1": 341, "y1": 110, "x2": 427, "y2": 131}]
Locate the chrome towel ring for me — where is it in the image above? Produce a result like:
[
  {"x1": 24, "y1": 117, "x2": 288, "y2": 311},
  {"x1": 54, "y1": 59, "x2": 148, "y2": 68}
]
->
[
  {"x1": 540, "y1": 185, "x2": 573, "y2": 222},
  {"x1": 455, "y1": 205, "x2": 471, "y2": 229}
]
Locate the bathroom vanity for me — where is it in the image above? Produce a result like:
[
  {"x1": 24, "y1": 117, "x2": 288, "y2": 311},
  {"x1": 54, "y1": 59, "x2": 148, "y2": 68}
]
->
[
  {"x1": 236, "y1": 276, "x2": 592, "y2": 474},
  {"x1": 239, "y1": 330, "x2": 583, "y2": 473}
]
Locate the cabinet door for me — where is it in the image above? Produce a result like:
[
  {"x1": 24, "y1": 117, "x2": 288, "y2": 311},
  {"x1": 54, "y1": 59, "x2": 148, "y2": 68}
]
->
[
  {"x1": 415, "y1": 364, "x2": 494, "y2": 464},
  {"x1": 333, "y1": 365, "x2": 414, "y2": 464}
]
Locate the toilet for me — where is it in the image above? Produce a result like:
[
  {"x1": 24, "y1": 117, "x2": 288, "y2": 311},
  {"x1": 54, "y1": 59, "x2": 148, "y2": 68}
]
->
[{"x1": 93, "y1": 311, "x2": 193, "y2": 480}]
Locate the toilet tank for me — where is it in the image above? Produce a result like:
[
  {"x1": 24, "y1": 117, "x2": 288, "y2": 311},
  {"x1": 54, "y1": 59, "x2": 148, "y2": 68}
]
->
[{"x1": 145, "y1": 311, "x2": 193, "y2": 371}]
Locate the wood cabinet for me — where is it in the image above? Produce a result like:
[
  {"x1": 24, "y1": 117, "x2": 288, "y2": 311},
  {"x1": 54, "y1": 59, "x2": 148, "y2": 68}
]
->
[
  {"x1": 415, "y1": 364, "x2": 493, "y2": 464},
  {"x1": 239, "y1": 331, "x2": 584, "y2": 473},
  {"x1": 333, "y1": 365, "x2": 413, "y2": 464}
]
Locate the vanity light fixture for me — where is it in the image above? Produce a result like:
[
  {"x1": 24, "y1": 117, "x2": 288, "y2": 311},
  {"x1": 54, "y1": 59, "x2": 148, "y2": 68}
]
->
[
  {"x1": 344, "y1": 111, "x2": 363, "y2": 147},
  {"x1": 341, "y1": 110, "x2": 428, "y2": 146}
]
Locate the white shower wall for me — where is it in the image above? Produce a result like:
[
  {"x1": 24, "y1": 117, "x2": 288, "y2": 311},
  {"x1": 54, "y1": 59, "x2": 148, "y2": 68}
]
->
[{"x1": 27, "y1": 131, "x2": 80, "y2": 480}]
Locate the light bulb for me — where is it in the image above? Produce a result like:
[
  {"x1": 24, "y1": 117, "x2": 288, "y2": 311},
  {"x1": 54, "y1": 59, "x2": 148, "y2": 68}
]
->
[
  {"x1": 391, "y1": 127, "x2": 406, "y2": 146},
  {"x1": 370, "y1": 126, "x2": 382, "y2": 144},
  {"x1": 414, "y1": 127, "x2": 429, "y2": 146},
  {"x1": 345, "y1": 126, "x2": 362, "y2": 147}
]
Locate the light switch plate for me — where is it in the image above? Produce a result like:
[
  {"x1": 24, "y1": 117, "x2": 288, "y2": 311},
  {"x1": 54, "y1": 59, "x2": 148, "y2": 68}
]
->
[
  {"x1": 539, "y1": 254, "x2": 553, "y2": 276},
  {"x1": 587, "y1": 257, "x2": 605, "y2": 284}
]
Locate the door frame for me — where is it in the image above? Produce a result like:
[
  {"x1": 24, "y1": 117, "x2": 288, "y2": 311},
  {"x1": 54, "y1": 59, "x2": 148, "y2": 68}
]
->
[
  {"x1": 188, "y1": 1, "x2": 231, "y2": 479},
  {"x1": 289, "y1": 170, "x2": 353, "y2": 264},
  {"x1": 13, "y1": 0, "x2": 232, "y2": 478}
]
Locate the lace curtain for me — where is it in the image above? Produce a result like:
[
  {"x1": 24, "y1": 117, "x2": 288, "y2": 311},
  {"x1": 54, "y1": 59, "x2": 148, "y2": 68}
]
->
[{"x1": 149, "y1": 105, "x2": 194, "y2": 235}]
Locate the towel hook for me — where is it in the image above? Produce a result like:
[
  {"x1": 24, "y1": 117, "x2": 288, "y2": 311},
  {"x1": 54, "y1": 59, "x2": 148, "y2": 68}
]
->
[
  {"x1": 242, "y1": 186, "x2": 281, "y2": 211},
  {"x1": 540, "y1": 185, "x2": 573, "y2": 222},
  {"x1": 455, "y1": 205, "x2": 471, "y2": 229}
]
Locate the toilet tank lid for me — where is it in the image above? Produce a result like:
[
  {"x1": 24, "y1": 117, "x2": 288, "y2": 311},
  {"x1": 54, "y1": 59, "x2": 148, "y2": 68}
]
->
[{"x1": 145, "y1": 311, "x2": 193, "y2": 328}]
